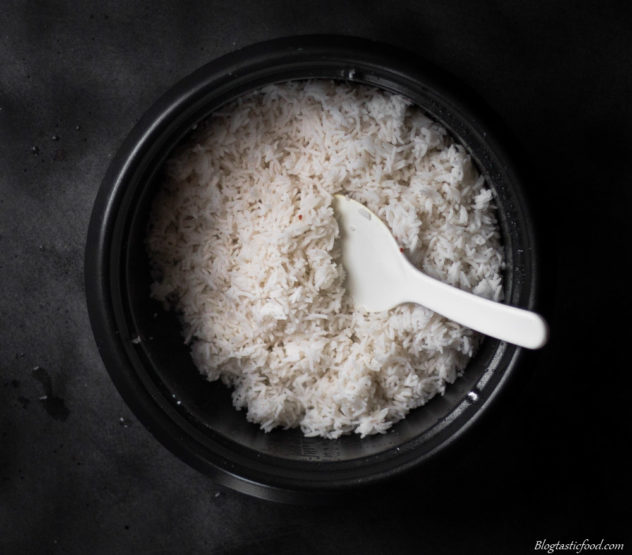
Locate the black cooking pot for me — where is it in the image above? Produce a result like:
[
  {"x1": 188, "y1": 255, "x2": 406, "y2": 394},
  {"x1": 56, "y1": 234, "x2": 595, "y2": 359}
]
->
[{"x1": 85, "y1": 35, "x2": 539, "y2": 503}]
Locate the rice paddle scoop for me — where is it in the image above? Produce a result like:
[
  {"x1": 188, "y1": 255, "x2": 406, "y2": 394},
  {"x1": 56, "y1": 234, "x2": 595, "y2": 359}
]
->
[{"x1": 333, "y1": 195, "x2": 548, "y2": 349}]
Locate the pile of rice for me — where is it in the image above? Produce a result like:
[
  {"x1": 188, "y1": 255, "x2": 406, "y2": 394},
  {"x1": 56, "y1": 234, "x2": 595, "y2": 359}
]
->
[{"x1": 147, "y1": 81, "x2": 504, "y2": 439}]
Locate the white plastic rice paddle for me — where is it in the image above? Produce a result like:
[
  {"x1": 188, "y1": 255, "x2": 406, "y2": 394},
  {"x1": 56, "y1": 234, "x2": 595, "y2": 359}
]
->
[{"x1": 333, "y1": 195, "x2": 548, "y2": 349}]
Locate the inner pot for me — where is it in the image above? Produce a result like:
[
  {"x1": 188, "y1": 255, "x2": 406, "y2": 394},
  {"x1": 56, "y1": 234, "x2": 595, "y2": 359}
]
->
[{"x1": 85, "y1": 35, "x2": 537, "y2": 502}]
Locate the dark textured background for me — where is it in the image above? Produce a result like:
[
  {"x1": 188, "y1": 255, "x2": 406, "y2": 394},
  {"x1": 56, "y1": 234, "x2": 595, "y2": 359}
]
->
[{"x1": 1, "y1": 1, "x2": 630, "y2": 553}]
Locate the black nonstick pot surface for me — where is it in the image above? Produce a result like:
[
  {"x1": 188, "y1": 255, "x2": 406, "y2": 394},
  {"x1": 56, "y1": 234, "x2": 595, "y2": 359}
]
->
[{"x1": 85, "y1": 36, "x2": 538, "y2": 502}]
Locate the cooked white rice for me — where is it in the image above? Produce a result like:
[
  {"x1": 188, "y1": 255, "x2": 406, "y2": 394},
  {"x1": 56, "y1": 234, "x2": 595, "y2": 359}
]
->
[{"x1": 146, "y1": 80, "x2": 504, "y2": 439}]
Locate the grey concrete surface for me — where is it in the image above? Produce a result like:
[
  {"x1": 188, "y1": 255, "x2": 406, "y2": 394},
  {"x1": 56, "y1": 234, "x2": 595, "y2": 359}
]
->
[{"x1": 1, "y1": 1, "x2": 629, "y2": 553}]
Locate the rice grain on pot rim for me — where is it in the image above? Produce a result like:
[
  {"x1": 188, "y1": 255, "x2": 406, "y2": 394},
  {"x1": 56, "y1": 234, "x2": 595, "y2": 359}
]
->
[{"x1": 146, "y1": 80, "x2": 504, "y2": 439}]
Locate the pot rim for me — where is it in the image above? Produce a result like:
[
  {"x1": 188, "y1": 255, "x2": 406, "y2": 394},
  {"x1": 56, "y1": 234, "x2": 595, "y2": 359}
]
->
[{"x1": 85, "y1": 35, "x2": 538, "y2": 503}]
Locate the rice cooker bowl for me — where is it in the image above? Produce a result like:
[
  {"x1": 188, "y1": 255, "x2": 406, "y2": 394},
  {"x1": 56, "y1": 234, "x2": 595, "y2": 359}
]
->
[{"x1": 85, "y1": 36, "x2": 539, "y2": 502}]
